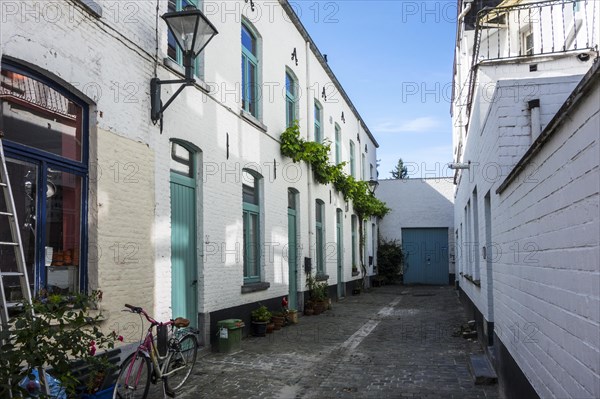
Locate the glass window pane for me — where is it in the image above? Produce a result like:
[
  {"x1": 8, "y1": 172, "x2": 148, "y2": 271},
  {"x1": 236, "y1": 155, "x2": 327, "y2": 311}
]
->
[
  {"x1": 286, "y1": 73, "x2": 295, "y2": 97},
  {"x1": 242, "y1": 170, "x2": 258, "y2": 205},
  {"x1": 170, "y1": 142, "x2": 193, "y2": 177},
  {"x1": 248, "y1": 62, "x2": 256, "y2": 116},
  {"x1": 243, "y1": 211, "x2": 259, "y2": 278},
  {"x1": 242, "y1": 25, "x2": 255, "y2": 55},
  {"x1": 316, "y1": 227, "x2": 323, "y2": 272},
  {"x1": 288, "y1": 190, "x2": 296, "y2": 210},
  {"x1": 316, "y1": 201, "x2": 322, "y2": 223},
  {"x1": 1, "y1": 70, "x2": 84, "y2": 162},
  {"x1": 0, "y1": 159, "x2": 37, "y2": 302},
  {"x1": 45, "y1": 169, "x2": 82, "y2": 294}
]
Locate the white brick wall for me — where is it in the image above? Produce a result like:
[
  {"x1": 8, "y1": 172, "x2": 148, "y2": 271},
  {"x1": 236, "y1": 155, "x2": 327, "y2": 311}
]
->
[
  {"x1": 453, "y1": 65, "x2": 599, "y2": 398},
  {"x1": 377, "y1": 178, "x2": 455, "y2": 274},
  {"x1": 1, "y1": 0, "x2": 378, "y2": 343}
]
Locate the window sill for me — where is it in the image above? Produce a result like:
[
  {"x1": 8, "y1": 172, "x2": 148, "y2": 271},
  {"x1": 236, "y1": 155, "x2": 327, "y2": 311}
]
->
[
  {"x1": 463, "y1": 274, "x2": 481, "y2": 287},
  {"x1": 240, "y1": 110, "x2": 268, "y2": 132},
  {"x1": 241, "y1": 282, "x2": 270, "y2": 294},
  {"x1": 162, "y1": 58, "x2": 210, "y2": 93},
  {"x1": 77, "y1": 0, "x2": 102, "y2": 17},
  {"x1": 315, "y1": 274, "x2": 329, "y2": 282}
]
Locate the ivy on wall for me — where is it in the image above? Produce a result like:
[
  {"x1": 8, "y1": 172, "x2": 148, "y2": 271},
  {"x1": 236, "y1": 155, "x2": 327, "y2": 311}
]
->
[{"x1": 280, "y1": 122, "x2": 390, "y2": 219}]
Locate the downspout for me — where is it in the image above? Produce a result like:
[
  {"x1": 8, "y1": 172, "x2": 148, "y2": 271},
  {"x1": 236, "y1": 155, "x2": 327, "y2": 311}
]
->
[
  {"x1": 305, "y1": 40, "x2": 314, "y2": 288},
  {"x1": 453, "y1": 0, "x2": 472, "y2": 181}
]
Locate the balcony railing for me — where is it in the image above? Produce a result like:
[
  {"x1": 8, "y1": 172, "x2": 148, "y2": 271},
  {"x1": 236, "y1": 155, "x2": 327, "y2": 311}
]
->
[
  {"x1": 465, "y1": 0, "x2": 598, "y2": 114},
  {"x1": 473, "y1": 0, "x2": 597, "y2": 63}
]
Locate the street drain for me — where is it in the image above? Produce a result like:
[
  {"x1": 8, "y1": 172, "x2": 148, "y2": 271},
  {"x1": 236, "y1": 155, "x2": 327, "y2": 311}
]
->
[{"x1": 412, "y1": 293, "x2": 436, "y2": 297}]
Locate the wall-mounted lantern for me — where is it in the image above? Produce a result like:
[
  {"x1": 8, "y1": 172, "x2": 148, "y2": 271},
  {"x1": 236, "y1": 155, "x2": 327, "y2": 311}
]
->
[
  {"x1": 368, "y1": 179, "x2": 379, "y2": 194},
  {"x1": 151, "y1": 6, "x2": 218, "y2": 123}
]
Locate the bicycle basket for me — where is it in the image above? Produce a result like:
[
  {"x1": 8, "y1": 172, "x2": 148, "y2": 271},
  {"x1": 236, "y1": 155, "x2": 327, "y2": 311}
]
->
[{"x1": 157, "y1": 324, "x2": 169, "y2": 356}]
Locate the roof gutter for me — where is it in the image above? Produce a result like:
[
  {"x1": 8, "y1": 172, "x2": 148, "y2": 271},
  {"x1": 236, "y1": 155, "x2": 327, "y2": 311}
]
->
[{"x1": 278, "y1": 0, "x2": 379, "y2": 148}]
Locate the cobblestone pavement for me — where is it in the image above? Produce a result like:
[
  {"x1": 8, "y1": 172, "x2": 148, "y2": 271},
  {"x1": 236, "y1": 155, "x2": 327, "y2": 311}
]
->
[{"x1": 146, "y1": 285, "x2": 501, "y2": 399}]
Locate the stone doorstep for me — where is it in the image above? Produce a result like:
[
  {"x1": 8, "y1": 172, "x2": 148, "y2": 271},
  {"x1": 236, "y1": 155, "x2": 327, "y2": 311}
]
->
[{"x1": 468, "y1": 354, "x2": 498, "y2": 385}]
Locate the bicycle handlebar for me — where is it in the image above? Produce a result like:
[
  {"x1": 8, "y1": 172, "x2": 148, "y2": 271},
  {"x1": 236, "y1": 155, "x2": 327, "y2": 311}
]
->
[{"x1": 123, "y1": 304, "x2": 172, "y2": 327}]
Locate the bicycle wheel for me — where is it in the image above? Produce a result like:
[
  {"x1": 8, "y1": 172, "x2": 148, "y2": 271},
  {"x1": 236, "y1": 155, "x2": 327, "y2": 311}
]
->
[
  {"x1": 164, "y1": 334, "x2": 198, "y2": 392},
  {"x1": 113, "y1": 352, "x2": 151, "y2": 399}
]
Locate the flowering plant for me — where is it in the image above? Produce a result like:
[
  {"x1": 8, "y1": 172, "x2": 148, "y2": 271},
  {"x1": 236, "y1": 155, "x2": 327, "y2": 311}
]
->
[{"x1": 0, "y1": 294, "x2": 119, "y2": 397}]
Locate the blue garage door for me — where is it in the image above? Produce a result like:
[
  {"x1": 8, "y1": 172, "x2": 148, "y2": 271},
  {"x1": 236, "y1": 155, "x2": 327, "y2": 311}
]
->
[{"x1": 402, "y1": 228, "x2": 449, "y2": 285}]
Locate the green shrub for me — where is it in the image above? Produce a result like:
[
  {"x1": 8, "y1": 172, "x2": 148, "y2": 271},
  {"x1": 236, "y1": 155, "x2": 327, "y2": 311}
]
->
[{"x1": 377, "y1": 238, "x2": 403, "y2": 283}]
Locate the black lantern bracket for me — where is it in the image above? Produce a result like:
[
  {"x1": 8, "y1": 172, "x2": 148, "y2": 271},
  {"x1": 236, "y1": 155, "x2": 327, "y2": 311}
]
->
[{"x1": 151, "y1": 6, "x2": 218, "y2": 124}]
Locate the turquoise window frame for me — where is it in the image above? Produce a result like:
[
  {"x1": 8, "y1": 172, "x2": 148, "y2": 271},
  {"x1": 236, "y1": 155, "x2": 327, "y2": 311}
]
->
[
  {"x1": 168, "y1": 0, "x2": 202, "y2": 77},
  {"x1": 315, "y1": 200, "x2": 325, "y2": 275},
  {"x1": 314, "y1": 100, "x2": 322, "y2": 142},
  {"x1": 242, "y1": 170, "x2": 261, "y2": 283},
  {"x1": 335, "y1": 125, "x2": 341, "y2": 165},
  {"x1": 286, "y1": 71, "x2": 297, "y2": 127},
  {"x1": 349, "y1": 140, "x2": 356, "y2": 178},
  {"x1": 242, "y1": 22, "x2": 259, "y2": 117}
]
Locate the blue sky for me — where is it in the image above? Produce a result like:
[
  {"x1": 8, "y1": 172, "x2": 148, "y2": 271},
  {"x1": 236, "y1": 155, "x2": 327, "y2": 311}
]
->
[{"x1": 296, "y1": 1, "x2": 457, "y2": 179}]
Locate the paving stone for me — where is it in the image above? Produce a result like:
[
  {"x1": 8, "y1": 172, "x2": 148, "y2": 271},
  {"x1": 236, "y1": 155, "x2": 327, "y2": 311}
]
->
[{"x1": 142, "y1": 285, "x2": 500, "y2": 399}]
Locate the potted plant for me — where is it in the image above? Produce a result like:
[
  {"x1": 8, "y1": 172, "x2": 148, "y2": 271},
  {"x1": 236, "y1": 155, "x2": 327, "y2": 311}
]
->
[
  {"x1": 352, "y1": 279, "x2": 362, "y2": 295},
  {"x1": 251, "y1": 305, "x2": 272, "y2": 337},
  {"x1": 304, "y1": 300, "x2": 314, "y2": 316},
  {"x1": 271, "y1": 312, "x2": 285, "y2": 330}
]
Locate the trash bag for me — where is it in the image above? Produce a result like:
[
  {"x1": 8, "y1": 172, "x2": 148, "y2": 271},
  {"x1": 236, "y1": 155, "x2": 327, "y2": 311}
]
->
[{"x1": 18, "y1": 369, "x2": 66, "y2": 399}]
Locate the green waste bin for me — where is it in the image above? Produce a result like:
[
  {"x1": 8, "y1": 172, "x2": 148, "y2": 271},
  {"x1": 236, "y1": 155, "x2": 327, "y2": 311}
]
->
[{"x1": 217, "y1": 319, "x2": 245, "y2": 353}]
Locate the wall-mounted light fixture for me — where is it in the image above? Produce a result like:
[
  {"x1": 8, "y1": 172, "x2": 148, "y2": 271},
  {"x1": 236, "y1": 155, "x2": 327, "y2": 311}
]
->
[
  {"x1": 291, "y1": 47, "x2": 298, "y2": 66},
  {"x1": 321, "y1": 87, "x2": 327, "y2": 101},
  {"x1": 368, "y1": 179, "x2": 379, "y2": 194},
  {"x1": 448, "y1": 161, "x2": 471, "y2": 170},
  {"x1": 151, "y1": 6, "x2": 218, "y2": 123},
  {"x1": 341, "y1": 112, "x2": 345, "y2": 123}
]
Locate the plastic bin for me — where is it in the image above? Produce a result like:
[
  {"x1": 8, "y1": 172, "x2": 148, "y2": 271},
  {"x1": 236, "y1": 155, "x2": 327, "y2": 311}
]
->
[{"x1": 217, "y1": 319, "x2": 245, "y2": 353}]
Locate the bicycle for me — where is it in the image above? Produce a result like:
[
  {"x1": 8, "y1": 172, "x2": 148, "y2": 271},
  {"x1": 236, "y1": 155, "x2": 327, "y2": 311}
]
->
[{"x1": 113, "y1": 304, "x2": 199, "y2": 398}]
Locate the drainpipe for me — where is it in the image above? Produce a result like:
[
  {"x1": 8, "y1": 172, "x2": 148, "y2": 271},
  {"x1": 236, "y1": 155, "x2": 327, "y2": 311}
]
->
[
  {"x1": 305, "y1": 40, "x2": 314, "y2": 288},
  {"x1": 454, "y1": 0, "x2": 472, "y2": 164}
]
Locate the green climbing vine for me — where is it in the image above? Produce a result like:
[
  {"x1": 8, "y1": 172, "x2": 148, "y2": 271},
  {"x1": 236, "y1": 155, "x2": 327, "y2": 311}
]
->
[{"x1": 280, "y1": 121, "x2": 390, "y2": 219}]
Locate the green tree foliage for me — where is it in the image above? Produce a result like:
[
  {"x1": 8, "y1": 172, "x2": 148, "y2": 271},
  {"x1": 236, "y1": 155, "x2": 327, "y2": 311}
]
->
[{"x1": 391, "y1": 158, "x2": 409, "y2": 179}]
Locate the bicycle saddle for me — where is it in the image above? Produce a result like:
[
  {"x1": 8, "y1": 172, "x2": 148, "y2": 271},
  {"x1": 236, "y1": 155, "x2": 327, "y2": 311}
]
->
[{"x1": 173, "y1": 317, "x2": 190, "y2": 327}]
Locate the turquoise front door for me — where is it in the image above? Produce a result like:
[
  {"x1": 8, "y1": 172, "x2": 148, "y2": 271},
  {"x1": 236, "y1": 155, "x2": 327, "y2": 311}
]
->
[
  {"x1": 287, "y1": 209, "x2": 298, "y2": 310},
  {"x1": 402, "y1": 228, "x2": 449, "y2": 285},
  {"x1": 336, "y1": 210, "x2": 344, "y2": 298},
  {"x1": 170, "y1": 171, "x2": 198, "y2": 327}
]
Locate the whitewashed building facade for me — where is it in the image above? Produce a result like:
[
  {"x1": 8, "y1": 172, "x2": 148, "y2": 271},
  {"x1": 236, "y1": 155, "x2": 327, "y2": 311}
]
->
[
  {"x1": 0, "y1": 0, "x2": 379, "y2": 348},
  {"x1": 452, "y1": 0, "x2": 599, "y2": 397}
]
